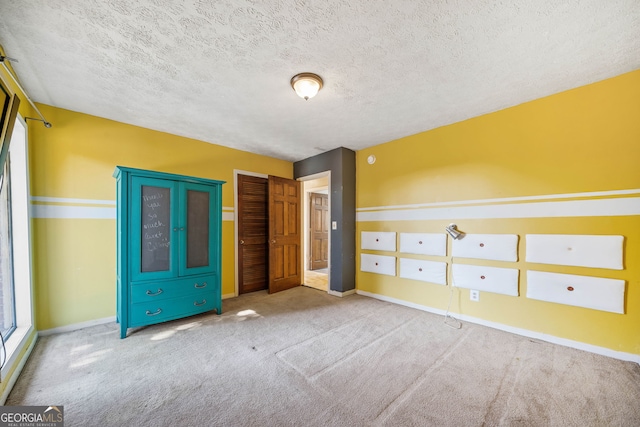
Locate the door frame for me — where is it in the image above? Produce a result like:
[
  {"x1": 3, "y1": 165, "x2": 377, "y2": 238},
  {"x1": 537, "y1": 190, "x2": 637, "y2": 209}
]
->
[
  {"x1": 300, "y1": 171, "x2": 331, "y2": 290},
  {"x1": 233, "y1": 169, "x2": 331, "y2": 296},
  {"x1": 233, "y1": 169, "x2": 268, "y2": 297}
]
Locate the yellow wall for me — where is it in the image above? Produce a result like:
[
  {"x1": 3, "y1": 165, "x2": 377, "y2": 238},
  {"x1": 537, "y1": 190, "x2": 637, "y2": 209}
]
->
[
  {"x1": 6, "y1": 41, "x2": 640, "y2": 359},
  {"x1": 29, "y1": 104, "x2": 292, "y2": 330},
  {"x1": 356, "y1": 70, "x2": 640, "y2": 355}
]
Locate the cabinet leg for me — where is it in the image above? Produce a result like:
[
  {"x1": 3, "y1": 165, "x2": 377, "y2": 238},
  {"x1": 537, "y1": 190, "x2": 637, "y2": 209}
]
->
[{"x1": 120, "y1": 325, "x2": 127, "y2": 339}]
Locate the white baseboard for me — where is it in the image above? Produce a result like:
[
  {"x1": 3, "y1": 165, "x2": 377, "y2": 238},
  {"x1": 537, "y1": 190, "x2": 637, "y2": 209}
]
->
[
  {"x1": 39, "y1": 298, "x2": 236, "y2": 336},
  {"x1": 357, "y1": 289, "x2": 640, "y2": 365},
  {"x1": 38, "y1": 316, "x2": 116, "y2": 336},
  {"x1": 222, "y1": 293, "x2": 236, "y2": 300},
  {"x1": 1, "y1": 328, "x2": 37, "y2": 405},
  {"x1": 328, "y1": 289, "x2": 356, "y2": 298}
]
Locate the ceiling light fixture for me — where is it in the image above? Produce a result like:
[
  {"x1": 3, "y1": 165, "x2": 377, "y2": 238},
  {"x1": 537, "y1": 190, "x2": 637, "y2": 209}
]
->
[{"x1": 290, "y1": 73, "x2": 323, "y2": 100}]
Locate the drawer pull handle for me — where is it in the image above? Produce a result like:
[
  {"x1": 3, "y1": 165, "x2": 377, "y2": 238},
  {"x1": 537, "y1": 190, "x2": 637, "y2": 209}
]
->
[
  {"x1": 146, "y1": 289, "x2": 163, "y2": 296},
  {"x1": 479, "y1": 243, "x2": 485, "y2": 247},
  {"x1": 195, "y1": 282, "x2": 207, "y2": 289},
  {"x1": 418, "y1": 241, "x2": 422, "y2": 244},
  {"x1": 418, "y1": 268, "x2": 423, "y2": 272},
  {"x1": 567, "y1": 286, "x2": 574, "y2": 291},
  {"x1": 376, "y1": 238, "x2": 379, "y2": 242},
  {"x1": 146, "y1": 308, "x2": 162, "y2": 316},
  {"x1": 480, "y1": 275, "x2": 485, "y2": 279},
  {"x1": 194, "y1": 299, "x2": 207, "y2": 306}
]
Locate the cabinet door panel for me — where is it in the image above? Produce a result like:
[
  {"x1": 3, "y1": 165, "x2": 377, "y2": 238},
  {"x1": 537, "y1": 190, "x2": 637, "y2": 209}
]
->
[
  {"x1": 131, "y1": 177, "x2": 178, "y2": 281},
  {"x1": 179, "y1": 182, "x2": 219, "y2": 276}
]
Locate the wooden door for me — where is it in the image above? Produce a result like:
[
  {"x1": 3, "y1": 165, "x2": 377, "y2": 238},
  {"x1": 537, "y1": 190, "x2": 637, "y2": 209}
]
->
[
  {"x1": 310, "y1": 192, "x2": 329, "y2": 270},
  {"x1": 237, "y1": 174, "x2": 268, "y2": 294},
  {"x1": 268, "y1": 175, "x2": 302, "y2": 293}
]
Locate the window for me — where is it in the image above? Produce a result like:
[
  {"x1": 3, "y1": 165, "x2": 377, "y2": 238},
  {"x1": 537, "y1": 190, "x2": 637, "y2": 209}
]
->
[
  {"x1": 0, "y1": 117, "x2": 33, "y2": 384},
  {"x1": 0, "y1": 157, "x2": 15, "y2": 338}
]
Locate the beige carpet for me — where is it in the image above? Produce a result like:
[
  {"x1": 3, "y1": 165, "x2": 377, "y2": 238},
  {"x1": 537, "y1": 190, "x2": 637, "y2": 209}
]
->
[{"x1": 7, "y1": 287, "x2": 640, "y2": 426}]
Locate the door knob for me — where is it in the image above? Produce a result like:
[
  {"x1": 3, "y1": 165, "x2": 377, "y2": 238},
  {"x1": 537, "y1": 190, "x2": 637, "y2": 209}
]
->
[
  {"x1": 240, "y1": 240, "x2": 245, "y2": 245},
  {"x1": 271, "y1": 239, "x2": 276, "y2": 244}
]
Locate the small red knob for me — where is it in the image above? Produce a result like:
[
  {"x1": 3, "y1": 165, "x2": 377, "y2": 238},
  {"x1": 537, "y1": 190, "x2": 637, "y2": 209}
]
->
[
  {"x1": 376, "y1": 238, "x2": 379, "y2": 242},
  {"x1": 375, "y1": 262, "x2": 378, "y2": 266},
  {"x1": 479, "y1": 243, "x2": 485, "y2": 247},
  {"x1": 567, "y1": 286, "x2": 574, "y2": 291},
  {"x1": 480, "y1": 275, "x2": 485, "y2": 279}
]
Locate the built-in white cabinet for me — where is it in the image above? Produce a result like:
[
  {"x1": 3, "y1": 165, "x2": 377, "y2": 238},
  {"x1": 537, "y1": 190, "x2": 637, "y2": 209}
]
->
[
  {"x1": 358, "y1": 228, "x2": 628, "y2": 314},
  {"x1": 526, "y1": 271, "x2": 625, "y2": 314},
  {"x1": 452, "y1": 234, "x2": 518, "y2": 262}
]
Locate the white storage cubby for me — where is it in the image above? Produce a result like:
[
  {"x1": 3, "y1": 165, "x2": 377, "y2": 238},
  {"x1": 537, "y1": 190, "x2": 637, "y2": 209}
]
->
[
  {"x1": 399, "y1": 233, "x2": 446, "y2": 256},
  {"x1": 452, "y1": 234, "x2": 518, "y2": 262},
  {"x1": 361, "y1": 231, "x2": 397, "y2": 251},
  {"x1": 360, "y1": 254, "x2": 396, "y2": 276},
  {"x1": 526, "y1": 234, "x2": 623, "y2": 270},
  {"x1": 526, "y1": 270, "x2": 625, "y2": 314},
  {"x1": 452, "y1": 264, "x2": 519, "y2": 296},
  {"x1": 399, "y1": 258, "x2": 447, "y2": 285}
]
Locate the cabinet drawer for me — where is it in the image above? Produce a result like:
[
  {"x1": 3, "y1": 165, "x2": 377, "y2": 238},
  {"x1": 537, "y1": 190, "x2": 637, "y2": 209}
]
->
[
  {"x1": 399, "y1": 233, "x2": 446, "y2": 256},
  {"x1": 131, "y1": 275, "x2": 215, "y2": 304},
  {"x1": 130, "y1": 292, "x2": 216, "y2": 326},
  {"x1": 452, "y1": 234, "x2": 518, "y2": 262},
  {"x1": 526, "y1": 234, "x2": 623, "y2": 270},
  {"x1": 452, "y1": 264, "x2": 519, "y2": 296},
  {"x1": 526, "y1": 271, "x2": 624, "y2": 314},
  {"x1": 361, "y1": 254, "x2": 396, "y2": 276},
  {"x1": 361, "y1": 232, "x2": 396, "y2": 251},
  {"x1": 399, "y1": 258, "x2": 447, "y2": 285}
]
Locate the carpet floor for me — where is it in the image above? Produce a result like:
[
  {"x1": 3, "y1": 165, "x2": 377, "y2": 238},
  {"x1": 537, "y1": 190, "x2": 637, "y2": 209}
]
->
[{"x1": 7, "y1": 287, "x2": 640, "y2": 426}]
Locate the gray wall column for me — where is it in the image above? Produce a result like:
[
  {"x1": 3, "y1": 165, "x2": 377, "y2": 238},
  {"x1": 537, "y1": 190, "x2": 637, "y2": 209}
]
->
[{"x1": 294, "y1": 147, "x2": 356, "y2": 293}]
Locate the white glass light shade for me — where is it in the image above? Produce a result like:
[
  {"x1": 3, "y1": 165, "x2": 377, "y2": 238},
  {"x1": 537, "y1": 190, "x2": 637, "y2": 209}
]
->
[{"x1": 291, "y1": 73, "x2": 323, "y2": 100}]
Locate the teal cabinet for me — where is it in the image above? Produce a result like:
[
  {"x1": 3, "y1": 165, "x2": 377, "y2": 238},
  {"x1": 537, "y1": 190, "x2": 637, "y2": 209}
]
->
[{"x1": 114, "y1": 166, "x2": 225, "y2": 338}]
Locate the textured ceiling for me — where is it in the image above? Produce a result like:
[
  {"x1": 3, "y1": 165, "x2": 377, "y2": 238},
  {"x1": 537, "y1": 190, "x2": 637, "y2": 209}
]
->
[{"x1": 0, "y1": 1, "x2": 639, "y2": 161}]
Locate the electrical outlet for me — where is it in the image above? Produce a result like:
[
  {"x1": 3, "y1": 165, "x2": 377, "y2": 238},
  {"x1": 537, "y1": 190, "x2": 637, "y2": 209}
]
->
[{"x1": 470, "y1": 290, "x2": 480, "y2": 302}]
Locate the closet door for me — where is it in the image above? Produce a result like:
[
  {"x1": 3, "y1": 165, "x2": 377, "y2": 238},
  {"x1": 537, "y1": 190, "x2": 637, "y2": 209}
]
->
[
  {"x1": 131, "y1": 176, "x2": 179, "y2": 282},
  {"x1": 178, "y1": 181, "x2": 219, "y2": 276}
]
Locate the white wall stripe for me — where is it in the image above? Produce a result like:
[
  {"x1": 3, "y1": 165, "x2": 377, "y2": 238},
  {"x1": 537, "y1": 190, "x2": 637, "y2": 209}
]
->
[
  {"x1": 357, "y1": 188, "x2": 640, "y2": 212},
  {"x1": 357, "y1": 197, "x2": 640, "y2": 222},
  {"x1": 31, "y1": 204, "x2": 236, "y2": 221},
  {"x1": 31, "y1": 205, "x2": 116, "y2": 219},
  {"x1": 30, "y1": 196, "x2": 116, "y2": 205}
]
